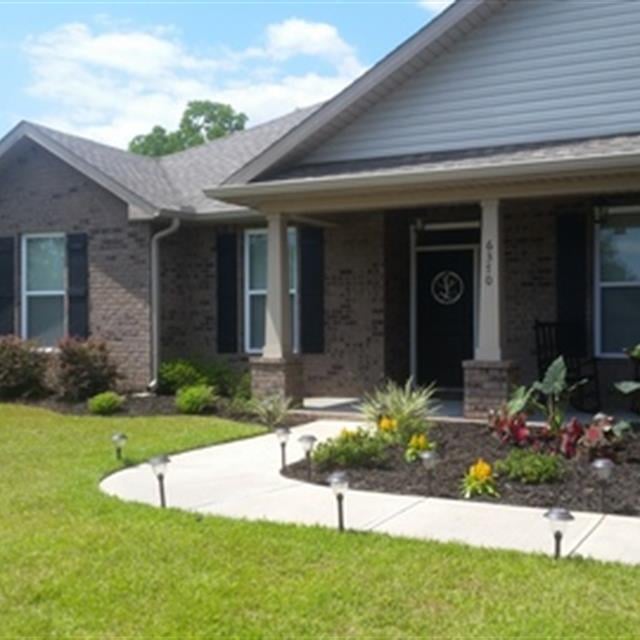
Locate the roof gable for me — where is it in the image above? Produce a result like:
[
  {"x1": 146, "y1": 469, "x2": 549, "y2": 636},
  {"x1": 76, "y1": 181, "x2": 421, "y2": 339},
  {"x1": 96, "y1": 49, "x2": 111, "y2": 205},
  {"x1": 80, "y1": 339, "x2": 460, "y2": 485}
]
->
[
  {"x1": 303, "y1": 0, "x2": 640, "y2": 166},
  {"x1": 0, "y1": 106, "x2": 319, "y2": 219},
  {"x1": 0, "y1": 122, "x2": 161, "y2": 217},
  {"x1": 224, "y1": 0, "x2": 640, "y2": 186},
  {"x1": 223, "y1": 0, "x2": 506, "y2": 185}
]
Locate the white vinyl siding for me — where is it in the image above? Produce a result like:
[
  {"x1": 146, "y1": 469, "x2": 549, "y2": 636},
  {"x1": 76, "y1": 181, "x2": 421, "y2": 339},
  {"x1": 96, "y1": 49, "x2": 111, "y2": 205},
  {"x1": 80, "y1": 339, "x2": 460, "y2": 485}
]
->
[{"x1": 305, "y1": 0, "x2": 640, "y2": 164}]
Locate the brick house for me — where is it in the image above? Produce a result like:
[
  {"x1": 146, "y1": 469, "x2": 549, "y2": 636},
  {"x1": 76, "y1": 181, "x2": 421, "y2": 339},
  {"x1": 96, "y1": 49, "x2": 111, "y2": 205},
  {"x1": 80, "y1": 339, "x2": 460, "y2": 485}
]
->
[{"x1": 2, "y1": 0, "x2": 640, "y2": 417}]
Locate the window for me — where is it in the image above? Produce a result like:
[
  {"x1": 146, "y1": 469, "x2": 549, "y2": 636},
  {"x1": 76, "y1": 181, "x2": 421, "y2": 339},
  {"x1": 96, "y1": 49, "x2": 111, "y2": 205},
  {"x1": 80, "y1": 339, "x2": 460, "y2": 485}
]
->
[
  {"x1": 596, "y1": 213, "x2": 640, "y2": 356},
  {"x1": 244, "y1": 228, "x2": 298, "y2": 354},
  {"x1": 22, "y1": 234, "x2": 66, "y2": 347}
]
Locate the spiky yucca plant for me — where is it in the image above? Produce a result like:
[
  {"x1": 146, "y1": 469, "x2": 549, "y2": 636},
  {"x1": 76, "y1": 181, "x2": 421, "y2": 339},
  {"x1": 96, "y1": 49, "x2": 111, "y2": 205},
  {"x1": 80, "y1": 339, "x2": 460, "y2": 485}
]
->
[
  {"x1": 360, "y1": 379, "x2": 438, "y2": 444},
  {"x1": 250, "y1": 394, "x2": 292, "y2": 430}
]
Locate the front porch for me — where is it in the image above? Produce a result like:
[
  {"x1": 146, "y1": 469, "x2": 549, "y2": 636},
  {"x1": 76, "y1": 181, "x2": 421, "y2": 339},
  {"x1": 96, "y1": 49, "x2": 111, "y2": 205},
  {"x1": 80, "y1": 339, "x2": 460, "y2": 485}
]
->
[
  {"x1": 247, "y1": 187, "x2": 640, "y2": 419},
  {"x1": 296, "y1": 396, "x2": 640, "y2": 425}
]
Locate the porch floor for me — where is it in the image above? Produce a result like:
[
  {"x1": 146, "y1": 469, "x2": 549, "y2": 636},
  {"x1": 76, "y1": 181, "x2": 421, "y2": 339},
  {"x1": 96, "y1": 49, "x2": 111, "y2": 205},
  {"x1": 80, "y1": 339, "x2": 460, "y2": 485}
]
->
[{"x1": 298, "y1": 397, "x2": 638, "y2": 425}]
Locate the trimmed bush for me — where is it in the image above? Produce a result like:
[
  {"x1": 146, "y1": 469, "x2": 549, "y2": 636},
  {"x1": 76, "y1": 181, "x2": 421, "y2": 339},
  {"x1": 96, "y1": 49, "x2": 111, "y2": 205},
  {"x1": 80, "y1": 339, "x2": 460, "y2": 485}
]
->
[
  {"x1": 55, "y1": 338, "x2": 120, "y2": 401},
  {"x1": 495, "y1": 449, "x2": 564, "y2": 485},
  {"x1": 313, "y1": 427, "x2": 389, "y2": 470},
  {"x1": 0, "y1": 336, "x2": 48, "y2": 399},
  {"x1": 158, "y1": 358, "x2": 248, "y2": 398},
  {"x1": 157, "y1": 360, "x2": 206, "y2": 395},
  {"x1": 88, "y1": 391, "x2": 124, "y2": 416},
  {"x1": 175, "y1": 384, "x2": 218, "y2": 414}
]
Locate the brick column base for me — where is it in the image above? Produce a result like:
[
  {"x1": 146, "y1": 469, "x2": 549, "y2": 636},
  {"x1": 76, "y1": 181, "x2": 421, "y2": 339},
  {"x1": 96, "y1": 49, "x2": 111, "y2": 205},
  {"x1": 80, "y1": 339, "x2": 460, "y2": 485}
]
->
[
  {"x1": 250, "y1": 357, "x2": 304, "y2": 406},
  {"x1": 463, "y1": 360, "x2": 519, "y2": 420}
]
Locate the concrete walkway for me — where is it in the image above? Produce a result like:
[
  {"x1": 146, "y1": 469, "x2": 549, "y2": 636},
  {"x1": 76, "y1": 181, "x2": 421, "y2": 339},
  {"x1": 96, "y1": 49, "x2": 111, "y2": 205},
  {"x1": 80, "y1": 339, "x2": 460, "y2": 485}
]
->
[{"x1": 100, "y1": 419, "x2": 640, "y2": 566}]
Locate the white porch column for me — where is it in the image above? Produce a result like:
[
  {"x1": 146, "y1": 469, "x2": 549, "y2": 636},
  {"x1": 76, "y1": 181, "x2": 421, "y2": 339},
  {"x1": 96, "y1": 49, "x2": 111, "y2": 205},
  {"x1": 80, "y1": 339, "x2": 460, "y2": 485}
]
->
[
  {"x1": 263, "y1": 212, "x2": 292, "y2": 360},
  {"x1": 476, "y1": 199, "x2": 503, "y2": 361}
]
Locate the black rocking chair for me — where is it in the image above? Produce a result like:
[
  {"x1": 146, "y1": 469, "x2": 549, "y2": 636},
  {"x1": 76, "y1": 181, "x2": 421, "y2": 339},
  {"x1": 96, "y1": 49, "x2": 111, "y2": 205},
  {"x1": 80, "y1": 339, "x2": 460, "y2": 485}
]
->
[{"x1": 534, "y1": 320, "x2": 601, "y2": 413}]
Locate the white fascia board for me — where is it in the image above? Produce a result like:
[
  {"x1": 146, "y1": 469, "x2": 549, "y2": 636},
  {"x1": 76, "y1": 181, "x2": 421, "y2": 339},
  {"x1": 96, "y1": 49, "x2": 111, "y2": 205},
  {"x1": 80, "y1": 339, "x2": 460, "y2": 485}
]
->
[{"x1": 207, "y1": 150, "x2": 640, "y2": 203}]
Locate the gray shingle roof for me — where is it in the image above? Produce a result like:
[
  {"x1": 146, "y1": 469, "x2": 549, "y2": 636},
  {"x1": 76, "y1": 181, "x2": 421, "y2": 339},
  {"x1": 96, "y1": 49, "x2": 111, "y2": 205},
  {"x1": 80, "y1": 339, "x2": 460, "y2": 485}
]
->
[{"x1": 23, "y1": 104, "x2": 320, "y2": 216}]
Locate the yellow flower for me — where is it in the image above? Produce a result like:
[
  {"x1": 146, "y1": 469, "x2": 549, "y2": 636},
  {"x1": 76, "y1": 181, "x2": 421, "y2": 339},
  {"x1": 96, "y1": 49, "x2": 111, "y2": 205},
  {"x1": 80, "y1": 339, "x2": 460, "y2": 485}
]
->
[
  {"x1": 409, "y1": 433, "x2": 429, "y2": 451},
  {"x1": 378, "y1": 416, "x2": 398, "y2": 433},
  {"x1": 469, "y1": 458, "x2": 493, "y2": 482}
]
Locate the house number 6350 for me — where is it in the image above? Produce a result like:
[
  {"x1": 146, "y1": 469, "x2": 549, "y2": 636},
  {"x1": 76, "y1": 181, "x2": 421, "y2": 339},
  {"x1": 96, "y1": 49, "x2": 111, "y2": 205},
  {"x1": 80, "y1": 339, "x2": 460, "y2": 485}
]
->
[{"x1": 484, "y1": 240, "x2": 494, "y2": 286}]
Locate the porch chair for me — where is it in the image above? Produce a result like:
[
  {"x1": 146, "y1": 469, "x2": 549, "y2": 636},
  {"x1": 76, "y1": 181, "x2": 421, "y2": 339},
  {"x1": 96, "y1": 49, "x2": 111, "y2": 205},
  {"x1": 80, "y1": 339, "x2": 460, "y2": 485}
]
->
[{"x1": 533, "y1": 320, "x2": 601, "y2": 413}]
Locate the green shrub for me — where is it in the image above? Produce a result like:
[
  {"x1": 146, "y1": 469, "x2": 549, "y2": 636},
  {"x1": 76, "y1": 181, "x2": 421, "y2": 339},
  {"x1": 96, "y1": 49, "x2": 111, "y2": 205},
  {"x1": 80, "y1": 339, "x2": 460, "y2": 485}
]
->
[
  {"x1": 157, "y1": 360, "x2": 206, "y2": 395},
  {"x1": 198, "y1": 361, "x2": 247, "y2": 398},
  {"x1": 175, "y1": 384, "x2": 217, "y2": 414},
  {"x1": 158, "y1": 358, "x2": 248, "y2": 398},
  {"x1": 0, "y1": 336, "x2": 48, "y2": 399},
  {"x1": 361, "y1": 379, "x2": 437, "y2": 445},
  {"x1": 250, "y1": 394, "x2": 292, "y2": 429},
  {"x1": 88, "y1": 391, "x2": 124, "y2": 415},
  {"x1": 54, "y1": 338, "x2": 120, "y2": 402},
  {"x1": 233, "y1": 372, "x2": 252, "y2": 400},
  {"x1": 495, "y1": 449, "x2": 564, "y2": 485},
  {"x1": 313, "y1": 427, "x2": 389, "y2": 470}
]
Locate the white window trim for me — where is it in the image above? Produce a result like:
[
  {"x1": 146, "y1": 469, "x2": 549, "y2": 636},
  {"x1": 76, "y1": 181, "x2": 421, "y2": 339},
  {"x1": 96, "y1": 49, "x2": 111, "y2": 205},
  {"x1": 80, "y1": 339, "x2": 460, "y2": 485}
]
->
[
  {"x1": 594, "y1": 208, "x2": 640, "y2": 358},
  {"x1": 21, "y1": 233, "x2": 67, "y2": 343},
  {"x1": 243, "y1": 228, "x2": 299, "y2": 355}
]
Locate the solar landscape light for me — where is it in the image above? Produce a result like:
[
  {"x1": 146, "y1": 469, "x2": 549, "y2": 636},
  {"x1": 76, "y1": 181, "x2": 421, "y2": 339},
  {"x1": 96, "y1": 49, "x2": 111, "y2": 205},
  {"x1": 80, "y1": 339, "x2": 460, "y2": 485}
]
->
[
  {"x1": 298, "y1": 434, "x2": 318, "y2": 480},
  {"x1": 149, "y1": 455, "x2": 170, "y2": 508},
  {"x1": 111, "y1": 432, "x2": 127, "y2": 461},
  {"x1": 275, "y1": 427, "x2": 290, "y2": 471},
  {"x1": 328, "y1": 471, "x2": 349, "y2": 532},
  {"x1": 419, "y1": 450, "x2": 440, "y2": 495},
  {"x1": 543, "y1": 507, "x2": 575, "y2": 560},
  {"x1": 591, "y1": 458, "x2": 615, "y2": 513}
]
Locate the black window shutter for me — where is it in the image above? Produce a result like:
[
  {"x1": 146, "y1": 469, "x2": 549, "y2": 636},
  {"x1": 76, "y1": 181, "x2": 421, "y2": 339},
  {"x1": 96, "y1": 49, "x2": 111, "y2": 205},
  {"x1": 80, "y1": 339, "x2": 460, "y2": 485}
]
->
[
  {"x1": 217, "y1": 232, "x2": 238, "y2": 353},
  {"x1": 556, "y1": 212, "x2": 587, "y2": 357},
  {"x1": 67, "y1": 233, "x2": 89, "y2": 339},
  {"x1": 0, "y1": 237, "x2": 16, "y2": 335},
  {"x1": 299, "y1": 227, "x2": 325, "y2": 354}
]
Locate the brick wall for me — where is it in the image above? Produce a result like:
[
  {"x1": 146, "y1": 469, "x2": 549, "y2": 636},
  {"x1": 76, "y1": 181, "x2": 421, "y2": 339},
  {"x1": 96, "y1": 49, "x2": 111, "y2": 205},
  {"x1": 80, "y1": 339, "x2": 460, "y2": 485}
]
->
[
  {"x1": 160, "y1": 225, "x2": 218, "y2": 360},
  {"x1": 302, "y1": 212, "x2": 386, "y2": 396},
  {"x1": 0, "y1": 141, "x2": 152, "y2": 389},
  {"x1": 501, "y1": 198, "x2": 558, "y2": 383}
]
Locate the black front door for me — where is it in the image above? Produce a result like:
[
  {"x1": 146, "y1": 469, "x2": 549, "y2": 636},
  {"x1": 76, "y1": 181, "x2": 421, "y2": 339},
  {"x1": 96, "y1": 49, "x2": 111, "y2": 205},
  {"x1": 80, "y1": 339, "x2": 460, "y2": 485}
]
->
[{"x1": 416, "y1": 249, "x2": 475, "y2": 388}]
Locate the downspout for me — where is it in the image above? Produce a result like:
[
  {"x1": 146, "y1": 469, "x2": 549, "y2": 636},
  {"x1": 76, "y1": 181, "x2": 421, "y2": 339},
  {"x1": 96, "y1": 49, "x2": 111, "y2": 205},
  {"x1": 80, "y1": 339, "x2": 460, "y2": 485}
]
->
[{"x1": 148, "y1": 216, "x2": 181, "y2": 391}]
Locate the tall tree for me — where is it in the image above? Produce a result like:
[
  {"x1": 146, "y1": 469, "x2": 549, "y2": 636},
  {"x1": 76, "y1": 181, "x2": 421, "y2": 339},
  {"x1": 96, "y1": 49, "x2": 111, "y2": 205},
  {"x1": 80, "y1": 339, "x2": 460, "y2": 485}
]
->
[{"x1": 129, "y1": 101, "x2": 248, "y2": 157}]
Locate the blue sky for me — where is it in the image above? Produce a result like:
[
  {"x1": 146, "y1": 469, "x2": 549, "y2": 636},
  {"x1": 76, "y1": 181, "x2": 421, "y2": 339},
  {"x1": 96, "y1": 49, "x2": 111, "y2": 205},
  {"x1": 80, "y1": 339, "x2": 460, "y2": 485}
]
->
[{"x1": 0, "y1": 1, "x2": 452, "y2": 147}]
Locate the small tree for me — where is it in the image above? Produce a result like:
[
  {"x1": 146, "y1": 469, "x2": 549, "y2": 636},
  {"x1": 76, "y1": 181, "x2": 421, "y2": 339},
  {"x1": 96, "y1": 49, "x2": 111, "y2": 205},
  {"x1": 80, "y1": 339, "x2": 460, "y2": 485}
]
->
[{"x1": 129, "y1": 101, "x2": 248, "y2": 157}]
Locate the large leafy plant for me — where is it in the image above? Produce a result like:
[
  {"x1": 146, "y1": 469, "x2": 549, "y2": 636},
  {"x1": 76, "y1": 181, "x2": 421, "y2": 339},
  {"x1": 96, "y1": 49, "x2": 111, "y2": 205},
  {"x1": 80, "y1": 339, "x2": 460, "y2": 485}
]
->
[{"x1": 531, "y1": 356, "x2": 586, "y2": 433}]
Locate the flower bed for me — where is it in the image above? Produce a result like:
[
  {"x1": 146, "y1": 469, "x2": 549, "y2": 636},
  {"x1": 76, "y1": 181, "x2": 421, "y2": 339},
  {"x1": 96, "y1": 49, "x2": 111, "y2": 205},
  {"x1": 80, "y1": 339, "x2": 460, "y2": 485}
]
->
[{"x1": 283, "y1": 421, "x2": 640, "y2": 516}]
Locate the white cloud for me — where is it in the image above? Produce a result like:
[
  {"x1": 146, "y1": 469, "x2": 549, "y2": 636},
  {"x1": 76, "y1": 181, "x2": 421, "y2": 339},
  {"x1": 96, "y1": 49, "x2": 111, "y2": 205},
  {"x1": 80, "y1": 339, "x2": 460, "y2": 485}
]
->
[
  {"x1": 22, "y1": 18, "x2": 367, "y2": 148},
  {"x1": 418, "y1": 0, "x2": 456, "y2": 13}
]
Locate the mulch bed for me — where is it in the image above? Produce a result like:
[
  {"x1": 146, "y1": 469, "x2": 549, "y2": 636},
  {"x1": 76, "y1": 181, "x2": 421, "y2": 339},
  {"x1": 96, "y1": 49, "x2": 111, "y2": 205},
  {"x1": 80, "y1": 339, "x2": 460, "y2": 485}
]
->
[
  {"x1": 22, "y1": 394, "x2": 179, "y2": 416},
  {"x1": 18, "y1": 395, "x2": 308, "y2": 426},
  {"x1": 283, "y1": 422, "x2": 640, "y2": 516}
]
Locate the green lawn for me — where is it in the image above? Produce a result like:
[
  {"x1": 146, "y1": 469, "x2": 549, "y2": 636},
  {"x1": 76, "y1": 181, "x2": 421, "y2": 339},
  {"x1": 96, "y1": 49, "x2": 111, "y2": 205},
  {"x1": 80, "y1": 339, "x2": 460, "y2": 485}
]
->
[{"x1": 0, "y1": 404, "x2": 639, "y2": 638}]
